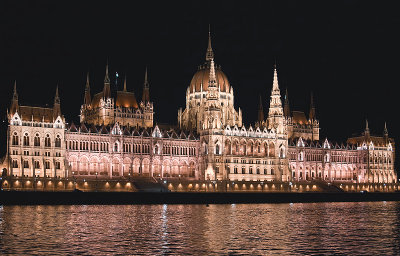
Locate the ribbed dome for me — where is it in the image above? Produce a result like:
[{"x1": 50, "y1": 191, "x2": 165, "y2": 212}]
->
[
  {"x1": 189, "y1": 63, "x2": 230, "y2": 93},
  {"x1": 115, "y1": 91, "x2": 138, "y2": 108}
]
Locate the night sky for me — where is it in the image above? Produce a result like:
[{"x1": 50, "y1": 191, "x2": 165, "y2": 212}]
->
[{"x1": 1, "y1": 1, "x2": 399, "y2": 166}]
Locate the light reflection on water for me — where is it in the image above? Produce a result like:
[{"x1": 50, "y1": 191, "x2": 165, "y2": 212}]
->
[{"x1": 0, "y1": 202, "x2": 400, "y2": 255}]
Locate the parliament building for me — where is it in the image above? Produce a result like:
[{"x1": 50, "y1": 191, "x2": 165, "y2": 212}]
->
[{"x1": 1, "y1": 31, "x2": 397, "y2": 186}]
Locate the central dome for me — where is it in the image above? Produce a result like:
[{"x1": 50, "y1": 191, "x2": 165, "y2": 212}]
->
[{"x1": 189, "y1": 63, "x2": 230, "y2": 93}]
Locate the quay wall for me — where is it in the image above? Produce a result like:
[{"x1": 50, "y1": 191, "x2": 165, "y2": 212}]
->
[{"x1": 1, "y1": 176, "x2": 399, "y2": 193}]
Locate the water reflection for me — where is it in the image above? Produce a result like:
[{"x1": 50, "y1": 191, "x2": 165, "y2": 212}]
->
[{"x1": 0, "y1": 202, "x2": 399, "y2": 255}]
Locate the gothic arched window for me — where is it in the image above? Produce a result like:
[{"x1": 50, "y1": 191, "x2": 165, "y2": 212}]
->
[
  {"x1": 12, "y1": 132, "x2": 19, "y2": 146},
  {"x1": 215, "y1": 144, "x2": 220, "y2": 155},
  {"x1": 55, "y1": 135, "x2": 61, "y2": 148},
  {"x1": 23, "y1": 133, "x2": 29, "y2": 146},
  {"x1": 45, "y1": 135, "x2": 51, "y2": 147},
  {"x1": 34, "y1": 134, "x2": 40, "y2": 147}
]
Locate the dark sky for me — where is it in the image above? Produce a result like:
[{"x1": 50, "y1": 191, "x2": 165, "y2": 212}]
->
[{"x1": 1, "y1": 1, "x2": 400, "y2": 161}]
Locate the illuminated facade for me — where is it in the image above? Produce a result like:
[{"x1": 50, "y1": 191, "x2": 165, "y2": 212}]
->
[
  {"x1": 1, "y1": 32, "x2": 397, "y2": 184},
  {"x1": 80, "y1": 65, "x2": 154, "y2": 128}
]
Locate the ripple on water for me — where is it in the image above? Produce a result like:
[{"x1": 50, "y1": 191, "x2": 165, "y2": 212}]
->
[{"x1": 0, "y1": 202, "x2": 399, "y2": 255}]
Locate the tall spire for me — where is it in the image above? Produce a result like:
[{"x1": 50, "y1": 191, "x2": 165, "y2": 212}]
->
[
  {"x1": 205, "y1": 25, "x2": 214, "y2": 62},
  {"x1": 206, "y1": 59, "x2": 218, "y2": 101},
  {"x1": 10, "y1": 80, "x2": 19, "y2": 115},
  {"x1": 104, "y1": 60, "x2": 110, "y2": 83},
  {"x1": 384, "y1": 121, "x2": 388, "y2": 136},
  {"x1": 103, "y1": 61, "x2": 111, "y2": 98},
  {"x1": 86, "y1": 72, "x2": 90, "y2": 89},
  {"x1": 209, "y1": 59, "x2": 217, "y2": 87},
  {"x1": 53, "y1": 85, "x2": 61, "y2": 118},
  {"x1": 365, "y1": 119, "x2": 370, "y2": 137},
  {"x1": 142, "y1": 67, "x2": 150, "y2": 102},
  {"x1": 384, "y1": 121, "x2": 389, "y2": 144},
  {"x1": 54, "y1": 85, "x2": 60, "y2": 104},
  {"x1": 123, "y1": 75, "x2": 127, "y2": 92},
  {"x1": 267, "y1": 64, "x2": 284, "y2": 129},
  {"x1": 270, "y1": 64, "x2": 282, "y2": 100},
  {"x1": 257, "y1": 95, "x2": 264, "y2": 123},
  {"x1": 284, "y1": 88, "x2": 290, "y2": 117},
  {"x1": 84, "y1": 72, "x2": 91, "y2": 106},
  {"x1": 12, "y1": 80, "x2": 18, "y2": 101},
  {"x1": 309, "y1": 91, "x2": 316, "y2": 121},
  {"x1": 144, "y1": 67, "x2": 149, "y2": 88}
]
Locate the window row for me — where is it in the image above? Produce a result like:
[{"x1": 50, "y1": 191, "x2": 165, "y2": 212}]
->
[
  {"x1": 12, "y1": 160, "x2": 61, "y2": 169},
  {"x1": 12, "y1": 133, "x2": 61, "y2": 147}
]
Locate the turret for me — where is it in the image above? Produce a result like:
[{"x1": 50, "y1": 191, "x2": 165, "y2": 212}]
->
[
  {"x1": 257, "y1": 95, "x2": 264, "y2": 124},
  {"x1": 103, "y1": 61, "x2": 111, "y2": 99},
  {"x1": 10, "y1": 81, "x2": 19, "y2": 115},
  {"x1": 84, "y1": 72, "x2": 91, "y2": 107},
  {"x1": 383, "y1": 122, "x2": 389, "y2": 144},
  {"x1": 53, "y1": 85, "x2": 61, "y2": 119},
  {"x1": 267, "y1": 64, "x2": 284, "y2": 130},
  {"x1": 142, "y1": 67, "x2": 150, "y2": 103},
  {"x1": 283, "y1": 88, "x2": 290, "y2": 117},
  {"x1": 205, "y1": 25, "x2": 214, "y2": 62},
  {"x1": 123, "y1": 74, "x2": 127, "y2": 92},
  {"x1": 364, "y1": 119, "x2": 370, "y2": 139},
  {"x1": 309, "y1": 91, "x2": 316, "y2": 121}
]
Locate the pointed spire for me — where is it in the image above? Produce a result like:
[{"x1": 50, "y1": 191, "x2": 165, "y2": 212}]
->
[
  {"x1": 53, "y1": 85, "x2": 61, "y2": 118},
  {"x1": 209, "y1": 59, "x2": 217, "y2": 87},
  {"x1": 104, "y1": 60, "x2": 110, "y2": 83},
  {"x1": 54, "y1": 85, "x2": 60, "y2": 104},
  {"x1": 10, "y1": 80, "x2": 19, "y2": 115},
  {"x1": 13, "y1": 80, "x2": 18, "y2": 100},
  {"x1": 84, "y1": 72, "x2": 91, "y2": 106},
  {"x1": 85, "y1": 72, "x2": 90, "y2": 89},
  {"x1": 272, "y1": 64, "x2": 280, "y2": 92},
  {"x1": 309, "y1": 91, "x2": 316, "y2": 121},
  {"x1": 205, "y1": 25, "x2": 214, "y2": 62},
  {"x1": 284, "y1": 88, "x2": 291, "y2": 117},
  {"x1": 267, "y1": 63, "x2": 284, "y2": 128},
  {"x1": 144, "y1": 67, "x2": 149, "y2": 88},
  {"x1": 365, "y1": 119, "x2": 370, "y2": 137},
  {"x1": 123, "y1": 75, "x2": 127, "y2": 92},
  {"x1": 142, "y1": 67, "x2": 150, "y2": 102},
  {"x1": 103, "y1": 60, "x2": 111, "y2": 98},
  {"x1": 384, "y1": 121, "x2": 388, "y2": 136},
  {"x1": 257, "y1": 95, "x2": 264, "y2": 123}
]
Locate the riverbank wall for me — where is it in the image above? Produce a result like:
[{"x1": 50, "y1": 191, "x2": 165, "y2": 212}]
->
[
  {"x1": 1, "y1": 191, "x2": 400, "y2": 205},
  {"x1": 0, "y1": 176, "x2": 399, "y2": 193}
]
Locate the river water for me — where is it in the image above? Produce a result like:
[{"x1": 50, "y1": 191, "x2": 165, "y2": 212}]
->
[{"x1": 1, "y1": 202, "x2": 400, "y2": 255}]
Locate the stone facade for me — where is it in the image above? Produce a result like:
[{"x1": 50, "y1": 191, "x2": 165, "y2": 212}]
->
[{"x1": 1, "y1": 31, "x2": 397, "y2": 185}]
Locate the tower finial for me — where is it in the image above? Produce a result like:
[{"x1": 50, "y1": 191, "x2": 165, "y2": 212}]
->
[
  {"x1": 13, "y1": 80, "x2": 18, "y2": 99},
  {"x1": 104, "y1": 59, "x2": 110, "y2": 83},
  {"x1": 365, "y1": 119, "x2": 370, "y2": 137},
  {"x1": 142, "y1": 67, "x2": 150, "y2": 102},
  {"x1": 272, "y1": 64, "x2": 280, "y2": 92},
  {"x1": 209, "y1": 59, "x2": 217, "y2": 87},
  {"x1": 84, "y1": 73, "x2": 91, "y2": 106},
  {"x1": 284, "y1": 88, "x2": 291, "y2": 117},
  {"x1": 384, "y1": 121, "x2": 388, "y2": 135},
  {"x1": 257, "y1": 94, "x2": 264, "y2": 123},
  {"x1": 309, "y1": 91, "x2": 316, "y2": 121},
  {"x1": 144, "y1": 66, "x2": 149, "y2": 88},
  {"x1": 54, "y1": 84, "x2": 60, "y2": 104},
  {"x1": 206, "y1": 25, "x2": 214, "y2": 61},
  {"x1": 123, "y1": 75, "x2": 127, "y2": 92},
  {"x1": 86, "y1": 72, "x2": 90, "y2": 89}
]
